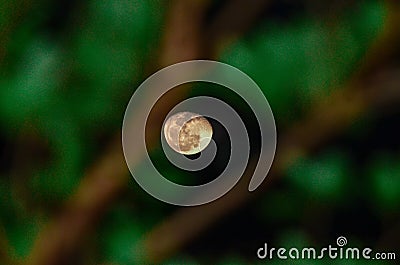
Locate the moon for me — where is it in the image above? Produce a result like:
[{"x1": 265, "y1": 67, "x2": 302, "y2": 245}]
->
[{"x1": 164, "y1": 112, "x2": 213, "y2": 155}]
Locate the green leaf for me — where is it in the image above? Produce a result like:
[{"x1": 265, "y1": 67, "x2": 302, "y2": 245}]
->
[
  {"x1": 5, "y1": 215, "x2": 41, "y2": 259},
  {"x1": 99, "y1": 206, "x2": 146, "y2": 265},
  {"x1": 286, "y1": 151, "x2": 349, "y2": 201},
  {"x1": 369, "y1": 154, "x2": 400, "y2": 210},
  {"x1": 0, "y1": 39, "x2": 61, "y2": 132},
  {"x1": 221, "y1": 3, "x2": 385, "y2": 124}
]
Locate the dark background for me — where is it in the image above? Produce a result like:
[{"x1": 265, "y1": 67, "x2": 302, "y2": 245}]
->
[{"x1": 0, "y1": 0, "x2": 399, "y2": 264}]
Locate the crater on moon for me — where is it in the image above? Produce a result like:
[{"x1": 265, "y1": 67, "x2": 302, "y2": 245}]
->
[{"x1": 164, "y1": 112, "x2": 213, "y2": 155}]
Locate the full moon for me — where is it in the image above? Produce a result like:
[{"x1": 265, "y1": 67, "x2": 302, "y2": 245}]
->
[{"x1": 164, "y1": 112, "x2": 213, "y2": 155}]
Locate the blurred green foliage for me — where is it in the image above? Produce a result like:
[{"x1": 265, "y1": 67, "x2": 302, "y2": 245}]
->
[
  {"x1": 99, "y1": 206, "x2": 144, "y2": 264},
  {"x1": 0, "y1": 0, "x2": 398, "y2": 264},
  {"x1": 369, "y1": 154, "x2": 400, "y2": 211},
  {"x1": 1, "y1": 0, "x2": 164, "y2": 204},
  {"x1": 1, "y1": 0, "x2": 165, "y2": 262},
  {"x1": 287, "y1": 150, "x2": 350, "y2": 201},
  {"x1": 222, "y1": 0, "x2": 385, "y2": 123}
]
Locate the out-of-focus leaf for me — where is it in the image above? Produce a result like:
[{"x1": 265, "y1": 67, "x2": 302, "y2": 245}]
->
[
  {"x1": 6, "y1": 215, "x2": 41, "y2": 258},
  {"x1": 368, "y1": 154, "x2": 400, "y2": 211},
  {"x1": 99, "y1": 206, "x2": 146, "y2": 265},
  {"x1": 0, "y1": 39, "x2": 61, "y2": 132},
  {"x1": 67, "y1": 0, "x2": 164, "y2": 130},
  {"x1": 349, "y1": 0, "x2": 386, "y2": 45},
  {"x1": 221, "y1": 1, "x2": 385, "y2": 124},
  {"x1": 28, "y1": 100, "x2": 84, "y2": 201},
  {"x1": 286, "y1": 151, "x2": 350, "y2": 201}
]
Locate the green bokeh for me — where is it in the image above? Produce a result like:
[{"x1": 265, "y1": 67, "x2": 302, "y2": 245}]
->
[{"x1": 0, "y1": 0, "x2": 397, "y2": 264}]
